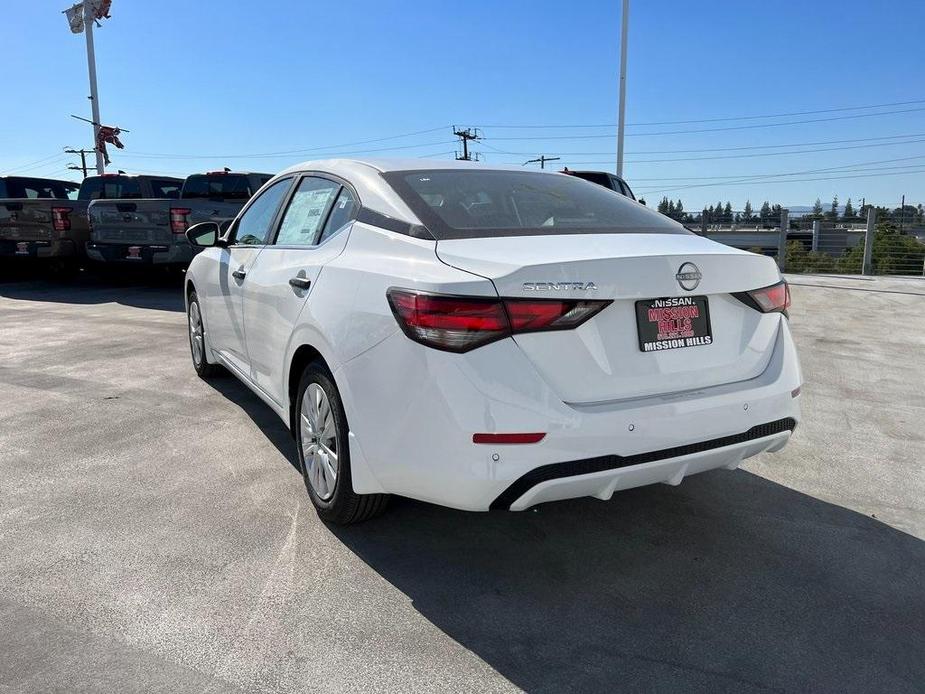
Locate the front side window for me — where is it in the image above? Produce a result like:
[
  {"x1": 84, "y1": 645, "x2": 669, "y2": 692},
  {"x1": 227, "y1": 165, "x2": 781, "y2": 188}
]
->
[
  {"x1": 233, "y1": 178, "x2": 291, "y2": 246},
  {"x1": 274, "y1": 177, "x2": 340, "y2": 247},
  {"x1": 383, "y1": 169, "x2": 685, "y2": 240}
]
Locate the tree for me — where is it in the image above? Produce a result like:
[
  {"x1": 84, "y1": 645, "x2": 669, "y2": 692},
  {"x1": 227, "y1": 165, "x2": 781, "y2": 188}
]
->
[
  {"x1": 723, "y1": 202, "x2": 733, "y2": 224},
  {"x1": 843, "y1": 197, "x2": 855, "y2": 219},
  {"x1": 657, "y1": 196, "x2": 670, "y2": 215},
  {"x1": 759, "y1": 201, "x2": 772, "y2": 226},
  {"x1": 675, "y1": 199, "x2": 684, "y2": 221},
  {"x1": 743, "y1": 200, "x2": 754, "y2": 222},
  {"x1": 825, "y1": 195, "x2": 839, "y2": 221},
  {"x1": 812, "y1": 198, "x2": 824, "y2": 217},
  {"x1": 838, "y1": 221, "x2": 925, "y2": 274}
]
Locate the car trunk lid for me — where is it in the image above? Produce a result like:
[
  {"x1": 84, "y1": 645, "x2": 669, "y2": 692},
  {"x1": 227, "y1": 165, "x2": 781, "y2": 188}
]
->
[{"x1": 436, "y1": 232, "x2": 783, "y2": 403}]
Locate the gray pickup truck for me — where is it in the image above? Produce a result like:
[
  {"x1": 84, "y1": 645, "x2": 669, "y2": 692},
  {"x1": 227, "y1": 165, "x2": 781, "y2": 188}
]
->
[
  {"x1": 0, "y1": 174, "x2": 181, "y2": 267},
  {"x1": 86, "y1": 171, "x2": 271, "y2": 267}
]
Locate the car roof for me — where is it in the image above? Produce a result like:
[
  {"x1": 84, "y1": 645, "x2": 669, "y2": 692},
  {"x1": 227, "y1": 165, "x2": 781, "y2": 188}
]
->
[{"x1": 278, "y1": 157, "x2": 558, "y2": 177}]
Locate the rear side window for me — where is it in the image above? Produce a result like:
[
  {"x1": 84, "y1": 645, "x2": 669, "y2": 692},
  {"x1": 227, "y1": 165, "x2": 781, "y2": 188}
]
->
[
  {"x1": 182, "y1": 174, "x2": 253, "y2": 201},
  {"x1": 274, "y1": 177, "x2": 340, "y2": 247},
  {"x1": 1, "y1": 177, "x2": 79, "y2": 199},
  {"x1": 383, "y1": 169, "x2": 686, "y2": 240},
  {"x1": 149, "y1": 179, "x2": 181, "y2": 198},
  {"x1": 318, "y1": 187, "x2": 358, "y2": 244},
  {"x1": 79, "y1": 176, "x2": 142, "y2": 200}
]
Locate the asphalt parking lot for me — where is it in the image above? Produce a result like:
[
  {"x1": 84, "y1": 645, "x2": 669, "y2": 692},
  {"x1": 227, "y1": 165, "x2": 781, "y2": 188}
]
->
[{"x1": 1, "y1": 269, "x2": 923, "y2": 693}]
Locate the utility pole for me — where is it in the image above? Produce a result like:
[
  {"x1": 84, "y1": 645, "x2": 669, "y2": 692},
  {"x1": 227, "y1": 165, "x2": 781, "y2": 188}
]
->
[
  {"x1": 64, "y1": 147, "x2": 93, "y2": 178},
  {"x1": 523, "y1": 155, "x2": 560, "y2": 170},
  {"x1": 82, "y1": 1, "x2": 105, "y2": 174},
  {"x1": 899, "y1": 194, "x2": 905, "y2": 233},
  {"x1": 616, "y1": 0, "x2": 629, "y2": 178},
  {"x1": 453, "y1": 127, "x2": 481, "y2": 161}
]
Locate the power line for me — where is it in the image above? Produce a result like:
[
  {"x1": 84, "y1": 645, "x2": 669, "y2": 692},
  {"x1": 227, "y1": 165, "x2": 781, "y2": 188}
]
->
[
  {"x1": 129, "y1": 125, "x2": 451, "y2": 160},
  {"x1": 487, "y1": 131, "x2": 925, "y2": 157},
  {"x1": 482, "y1": 106, "x2": 925, "y2": 140},
  {"x1": 3, "y1": 153, "x2": 69, "y2": 174},
  {"x1": 633, "y1": 156, "x2": 925, "y2": 195},
  {"x1": 475, "y1": 98, "x2": 925, "y2": 128}
]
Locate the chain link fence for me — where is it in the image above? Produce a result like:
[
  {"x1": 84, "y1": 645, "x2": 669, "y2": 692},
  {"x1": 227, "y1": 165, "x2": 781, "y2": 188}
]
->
[{"x1": 673, "y1": 207, "x2": 925, "y2": 276}]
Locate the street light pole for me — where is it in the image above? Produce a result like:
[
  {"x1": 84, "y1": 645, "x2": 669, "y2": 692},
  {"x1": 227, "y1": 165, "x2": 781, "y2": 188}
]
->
[
  {"x1": 616, "y1": 0, "x2": 629, "y2": 178},
  {"x1": 82, "y1": 1, "x2": 105, "y2": 174}
]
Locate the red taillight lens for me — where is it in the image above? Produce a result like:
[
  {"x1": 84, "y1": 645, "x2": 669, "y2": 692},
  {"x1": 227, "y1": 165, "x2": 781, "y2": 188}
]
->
[
  {"x1": 170, "y1": 207, "x2": 191, "y2": 235},
  {"x1": 737, "y1": 280, "x2": 791, "y2": 313},
  {"x1": 387, "y1": 290, "x2": 509, "y2": 352},
  {"x1": 504, "y1": 299, "x2": 610, "y2": 332},
  {"x1": 51, "y1": 207, "x2": 72, "y2": 232},
  {"x1": 387, "y1": 289, "x2": 611, "y2": 353}
]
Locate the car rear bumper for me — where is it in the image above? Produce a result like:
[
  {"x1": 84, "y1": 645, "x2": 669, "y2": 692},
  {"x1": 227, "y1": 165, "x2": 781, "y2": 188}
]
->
[
  {"x1": 336, "y1": 316, "x2": 802, "y2": 512},
  {"x1": 86, "y1": 241, "x2": 195, "y2": 265}
]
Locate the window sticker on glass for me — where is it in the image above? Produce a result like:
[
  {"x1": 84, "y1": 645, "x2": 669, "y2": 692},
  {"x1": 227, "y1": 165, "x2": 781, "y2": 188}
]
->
[{"x1": 276, "y1": 179, "x2": 339, "y2": 246}]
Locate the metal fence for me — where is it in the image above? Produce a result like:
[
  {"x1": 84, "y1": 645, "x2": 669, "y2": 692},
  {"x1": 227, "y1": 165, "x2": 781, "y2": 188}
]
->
[{"x1": 677, "y1": 208, "x2": 925, "y2": 276}]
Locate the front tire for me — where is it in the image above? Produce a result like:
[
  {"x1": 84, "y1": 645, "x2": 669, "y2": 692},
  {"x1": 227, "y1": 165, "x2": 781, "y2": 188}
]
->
[
  {"x1": 295, "y1": 362, "x2": 389, "y2": 524},
  {"x1": 187, "y1": 291, "x2": 221, "y2": 378}
]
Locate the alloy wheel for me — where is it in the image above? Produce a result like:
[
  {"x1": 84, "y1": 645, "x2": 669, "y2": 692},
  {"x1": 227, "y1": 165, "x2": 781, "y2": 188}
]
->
[
  {"x1": 189, "y1": 301, "x2": 204, "y2": 366},
  {"x1": 300, "y1": 383, "x2": 338, "y2": 500}
]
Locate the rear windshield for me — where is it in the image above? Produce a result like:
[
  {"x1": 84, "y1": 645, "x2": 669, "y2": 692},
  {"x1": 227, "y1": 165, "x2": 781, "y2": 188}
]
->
[
  {"x1": 1, "y1": 177, "x2": 79, "y2": 200},
  {"x1": 383, "y1": 169, "x2": 684, "y2": 240},
  {"x1": 181, "y1": 174, "x2": 254, "y2": 201},
  {"x1": 149, "y1": 178, "x2": 182, "y2": 198},
  {"x1": 79, "y1": 176, "x2": 142, "y2": 200}
]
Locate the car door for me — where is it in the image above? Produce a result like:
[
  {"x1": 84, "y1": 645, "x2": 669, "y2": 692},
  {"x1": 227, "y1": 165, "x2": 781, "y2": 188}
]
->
[
  {"x1": 206, "y1": 177, "x2": 293, "y2": 376},
  {"x1": 242, "y1": 175, "x2": 358, "y2": 406}
]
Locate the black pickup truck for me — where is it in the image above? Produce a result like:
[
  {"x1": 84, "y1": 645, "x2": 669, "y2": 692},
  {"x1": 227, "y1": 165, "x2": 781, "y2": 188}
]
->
[
  {"x1": 86, "y1": 171, "x2": 271, "y2": 268},
  {"x1": 561, "y1": 170, "x2": 636, "y2": 200},
  {"x1": 0, "y1": 173, "x2": 181, "y2": 267}
]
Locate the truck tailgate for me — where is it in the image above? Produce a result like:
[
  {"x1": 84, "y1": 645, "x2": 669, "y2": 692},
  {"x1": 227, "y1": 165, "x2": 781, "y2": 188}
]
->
[{"x1": 89, "y1": 200, "x2": 173, "y2": 244}]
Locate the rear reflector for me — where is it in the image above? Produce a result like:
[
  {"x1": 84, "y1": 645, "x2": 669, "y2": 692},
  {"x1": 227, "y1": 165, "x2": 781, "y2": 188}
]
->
[
  {"x1": 734, "y1": 280, "x2": 791, "y2": 314},
  {"x1": 387, "y1": 289, "x2": 611, "y2": 352},
  {"x1": 473, "y1": 433, "x2": 546, "y2": 444}
]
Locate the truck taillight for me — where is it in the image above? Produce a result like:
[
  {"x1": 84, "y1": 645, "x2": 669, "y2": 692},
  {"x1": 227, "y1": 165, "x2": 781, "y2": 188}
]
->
[
  {"x1": 387, "y1": 289, "x2": 611, "y2": 353},
  {"x1": 51, "y1": 207, "x2": 72, "y2": 232},
  {"x1": 170, "y1": 207, "x2": 191, "y2": 235}
]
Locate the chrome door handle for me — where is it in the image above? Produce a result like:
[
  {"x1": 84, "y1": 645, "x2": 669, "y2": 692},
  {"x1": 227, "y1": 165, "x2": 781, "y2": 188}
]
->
[
  {"x1": 232, "y1": 267, "x2": 247, "y2": 280},
  {"x1": 288, "y1": 276, "x2": 311, "y2": 290}
]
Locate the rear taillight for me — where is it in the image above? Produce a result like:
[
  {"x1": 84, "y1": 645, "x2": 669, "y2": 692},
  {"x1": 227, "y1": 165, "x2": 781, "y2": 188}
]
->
[
  {"x1": 51, "y1": 207, "x2": 72, "y2": 232},
  {"x1": 387, "y1": 289, "x2": 611, "y2": 353},
  {"x1": 170, "y1": 207, "x2": 191, "y2": 235},
  {"x1": 734, "y1": 280, "x2": 791, "y2": 314}
]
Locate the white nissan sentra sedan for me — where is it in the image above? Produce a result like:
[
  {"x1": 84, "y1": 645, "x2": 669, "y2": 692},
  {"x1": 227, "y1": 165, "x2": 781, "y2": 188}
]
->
[{"x1": 183, "y1": 159, "x2": 801, "y2": 524}]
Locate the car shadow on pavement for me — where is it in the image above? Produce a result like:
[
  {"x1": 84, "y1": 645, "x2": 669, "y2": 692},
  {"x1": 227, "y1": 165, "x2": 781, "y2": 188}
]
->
[
  {"x1": 202, "y1": 373, "x2": 302, "y2": 473},
  {"x1": 332, "y1": 473, "x2": 925, "y2": 693},
  {"x1": 0, "y1": 269, "x2": 184, "y2": 312}
]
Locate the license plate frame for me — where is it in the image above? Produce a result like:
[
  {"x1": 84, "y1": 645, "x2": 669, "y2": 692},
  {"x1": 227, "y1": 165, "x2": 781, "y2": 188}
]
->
[{"x1": 635, "y1": 295, "x2": 713, "y2": 353}]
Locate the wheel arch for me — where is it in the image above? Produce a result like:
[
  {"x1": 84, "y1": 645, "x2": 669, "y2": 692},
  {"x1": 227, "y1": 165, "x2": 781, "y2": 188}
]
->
[{"x1": 288, "y1": 344, "x2": 331, "y2": 431}]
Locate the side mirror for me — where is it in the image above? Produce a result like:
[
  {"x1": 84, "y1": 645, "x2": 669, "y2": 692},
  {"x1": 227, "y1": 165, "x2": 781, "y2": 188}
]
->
[{"x1": 185, "y1": 221, "x2": 225, "y2": 248}]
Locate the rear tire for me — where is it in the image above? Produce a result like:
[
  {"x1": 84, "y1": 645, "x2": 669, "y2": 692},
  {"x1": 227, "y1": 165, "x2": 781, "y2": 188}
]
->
[
  {"x1": 295, "y1": 362, "x2": 389, "y2": 524},
  {"x1": 188, "y1": 291, "x2": 221, "y2": 378}
]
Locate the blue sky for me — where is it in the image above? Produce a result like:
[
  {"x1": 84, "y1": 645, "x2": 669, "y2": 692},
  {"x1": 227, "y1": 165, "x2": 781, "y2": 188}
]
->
[{"x1": 3, "y1": 0, "x2": 924, "y2": 209}]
